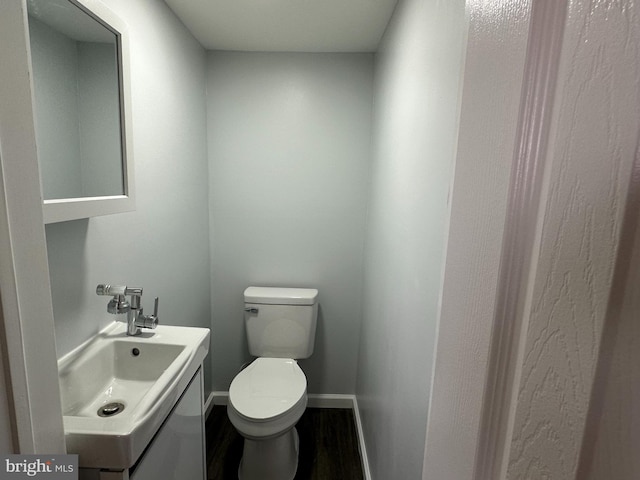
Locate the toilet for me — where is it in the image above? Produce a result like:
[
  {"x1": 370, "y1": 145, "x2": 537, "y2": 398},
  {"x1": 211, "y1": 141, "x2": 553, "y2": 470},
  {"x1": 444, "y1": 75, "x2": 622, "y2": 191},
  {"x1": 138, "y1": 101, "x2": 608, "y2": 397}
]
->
[{"x1": 227, "y1": 286, "x2": 319, "y2": 480}]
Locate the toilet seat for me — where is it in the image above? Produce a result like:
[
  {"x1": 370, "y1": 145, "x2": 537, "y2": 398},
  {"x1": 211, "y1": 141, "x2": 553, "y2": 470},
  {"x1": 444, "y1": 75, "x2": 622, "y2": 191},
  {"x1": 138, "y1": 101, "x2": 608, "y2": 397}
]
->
[{"x1": 229, "y1": 357, "x2": 307, "y2": 422}]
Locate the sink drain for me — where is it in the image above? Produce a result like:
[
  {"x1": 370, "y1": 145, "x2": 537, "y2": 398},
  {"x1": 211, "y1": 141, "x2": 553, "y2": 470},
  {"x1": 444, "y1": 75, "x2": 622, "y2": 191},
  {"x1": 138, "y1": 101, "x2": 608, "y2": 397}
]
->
[{"x1": 98, "y1": 402, "x2": 125, "y2": 417}]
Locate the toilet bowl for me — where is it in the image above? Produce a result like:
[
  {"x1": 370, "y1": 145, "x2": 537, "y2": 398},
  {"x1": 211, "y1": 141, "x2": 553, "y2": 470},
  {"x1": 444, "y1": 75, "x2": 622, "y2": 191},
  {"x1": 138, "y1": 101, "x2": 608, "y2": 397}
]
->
[
  {"x1": 228, "y1": 286, "x2": 318, "y2": 480},
  {"x1": 228, "y1": 357, "x2": 308, "y2": 480}
]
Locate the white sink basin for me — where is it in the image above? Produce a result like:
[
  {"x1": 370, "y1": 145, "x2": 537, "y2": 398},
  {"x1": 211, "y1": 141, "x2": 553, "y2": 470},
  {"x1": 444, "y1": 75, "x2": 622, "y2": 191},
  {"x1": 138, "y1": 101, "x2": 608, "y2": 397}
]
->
[{"x1": 57, "y1": 322, "x2": 209, "y2": 470}]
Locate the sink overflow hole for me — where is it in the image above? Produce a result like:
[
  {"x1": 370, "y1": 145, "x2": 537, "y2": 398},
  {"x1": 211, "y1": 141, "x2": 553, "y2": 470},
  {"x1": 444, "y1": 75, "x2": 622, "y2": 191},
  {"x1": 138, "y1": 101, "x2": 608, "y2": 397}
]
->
[
  {"x1": 131, "y1": 348, "x2": 140, "y2": 356},
  {"x1": 98, "y1": 402, "x2": 125, "y2": 417}
]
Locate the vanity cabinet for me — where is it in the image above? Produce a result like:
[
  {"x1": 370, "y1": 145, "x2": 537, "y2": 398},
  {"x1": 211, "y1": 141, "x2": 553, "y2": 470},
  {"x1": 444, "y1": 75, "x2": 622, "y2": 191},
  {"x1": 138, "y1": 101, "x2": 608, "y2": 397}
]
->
[
  {"x1": 80, "y1": 367, "x2": 206, "y2": 480},
  {"x1": 130, "y1": 368, "x2": 206, "y2": 480}
]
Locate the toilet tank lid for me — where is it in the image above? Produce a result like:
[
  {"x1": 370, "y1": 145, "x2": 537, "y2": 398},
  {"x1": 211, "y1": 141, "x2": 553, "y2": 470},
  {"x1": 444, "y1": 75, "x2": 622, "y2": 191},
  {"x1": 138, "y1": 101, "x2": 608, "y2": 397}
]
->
[{"x1": 244, "y1": 286, "x2": 318, "y2": 305}]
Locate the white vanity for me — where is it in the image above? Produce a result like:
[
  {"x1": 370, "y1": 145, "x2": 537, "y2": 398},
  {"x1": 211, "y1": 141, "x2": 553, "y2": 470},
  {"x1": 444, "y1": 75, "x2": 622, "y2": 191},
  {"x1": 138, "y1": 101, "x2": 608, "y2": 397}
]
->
[
  {"x1": 129, "y1": 368, "x2": 205, "y2": 480},
  {"x1": 57, "y1": 322, "x2": 210, "y2": 480}
]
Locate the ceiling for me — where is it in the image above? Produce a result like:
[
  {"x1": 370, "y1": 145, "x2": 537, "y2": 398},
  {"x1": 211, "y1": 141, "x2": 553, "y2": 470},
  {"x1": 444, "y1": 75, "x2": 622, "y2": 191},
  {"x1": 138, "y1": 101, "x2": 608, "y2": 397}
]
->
[{"x1": 163, "y1": 0, "x2": 398, "y2": 53}]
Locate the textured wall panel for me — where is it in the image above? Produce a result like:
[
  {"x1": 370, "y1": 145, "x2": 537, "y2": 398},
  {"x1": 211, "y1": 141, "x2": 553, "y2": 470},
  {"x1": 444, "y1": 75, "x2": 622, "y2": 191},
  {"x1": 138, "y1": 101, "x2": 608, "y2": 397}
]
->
[
  {"x1": 422, "y1": 0, "x2": 532, "y2": 478},
  {"x1": 581, "y1": 212, "x2": 640, "y2": 479},
  {"x1": 507, "y1": 1, "x2": 640, "y2": 478}
]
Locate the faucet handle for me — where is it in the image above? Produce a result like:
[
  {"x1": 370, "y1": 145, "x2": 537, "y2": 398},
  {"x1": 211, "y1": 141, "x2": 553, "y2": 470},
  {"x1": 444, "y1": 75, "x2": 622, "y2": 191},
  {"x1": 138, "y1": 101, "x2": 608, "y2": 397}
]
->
[
  {"x1": 97, "y1": 284, "x2": 126, "y2": 296},
  {"x1": 107, "y1": 294, "x2": 130, "y2": 314},
  {"x1": 135, "y1": 297, "x2": 159, "y2": 330}
]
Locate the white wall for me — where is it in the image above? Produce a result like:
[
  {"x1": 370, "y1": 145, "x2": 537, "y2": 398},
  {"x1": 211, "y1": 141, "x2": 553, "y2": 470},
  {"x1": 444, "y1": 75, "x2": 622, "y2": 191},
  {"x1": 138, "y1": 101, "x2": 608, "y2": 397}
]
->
[
  {"x1": 45, "y1": 0, "x2": 212, "y2": 390},
  {"x1": 506, "y1": 1, "x2": 640, "y2": 478},
  {"x1": 206, "y1": 52, "x2": 373, "y2": 393},
  {"x1": 355, "y1": 0, "x2": 467, "y2": 478}
]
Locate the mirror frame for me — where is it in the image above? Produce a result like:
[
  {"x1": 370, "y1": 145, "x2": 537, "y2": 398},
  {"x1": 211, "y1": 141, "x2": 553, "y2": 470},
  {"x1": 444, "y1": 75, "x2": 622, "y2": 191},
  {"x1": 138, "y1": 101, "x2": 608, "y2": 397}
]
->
[{"x1": 37, "y1": 0, "x2": 135, "y2": 224}]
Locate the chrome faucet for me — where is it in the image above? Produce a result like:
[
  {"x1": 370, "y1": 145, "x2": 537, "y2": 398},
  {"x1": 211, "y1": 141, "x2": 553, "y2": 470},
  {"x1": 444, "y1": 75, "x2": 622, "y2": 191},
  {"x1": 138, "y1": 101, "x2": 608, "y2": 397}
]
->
[{"x1": 96, "y1": 284, "x2": 159, "y2": 336}]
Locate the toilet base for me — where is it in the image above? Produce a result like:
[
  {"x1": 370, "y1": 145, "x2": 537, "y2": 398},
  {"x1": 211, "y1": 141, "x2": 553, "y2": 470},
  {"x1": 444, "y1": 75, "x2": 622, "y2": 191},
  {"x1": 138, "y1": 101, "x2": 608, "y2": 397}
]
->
[{"x1": 238, "y1": 426, "x2": 300, "y2": 480}]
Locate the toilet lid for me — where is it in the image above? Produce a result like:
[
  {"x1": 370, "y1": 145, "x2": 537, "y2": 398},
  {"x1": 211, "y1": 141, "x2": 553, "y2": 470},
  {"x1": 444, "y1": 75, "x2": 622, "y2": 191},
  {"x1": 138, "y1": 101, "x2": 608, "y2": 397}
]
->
[{"x1": 229, "y1": 357, "x2": 307, "y2": 421}]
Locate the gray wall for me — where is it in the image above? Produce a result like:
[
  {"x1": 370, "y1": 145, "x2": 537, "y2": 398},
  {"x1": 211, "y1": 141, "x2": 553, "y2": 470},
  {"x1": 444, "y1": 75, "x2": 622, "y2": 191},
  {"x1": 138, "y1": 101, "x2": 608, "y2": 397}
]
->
[
  {"x1": 355, "y1": 0, "x2": 467, "y2": 478},
  {"x1": 206, "y1": 52, "x2": 373, "y2": 393},
  {"x1": 45, "y1": 0, "x2": 212, "y2": 391}
]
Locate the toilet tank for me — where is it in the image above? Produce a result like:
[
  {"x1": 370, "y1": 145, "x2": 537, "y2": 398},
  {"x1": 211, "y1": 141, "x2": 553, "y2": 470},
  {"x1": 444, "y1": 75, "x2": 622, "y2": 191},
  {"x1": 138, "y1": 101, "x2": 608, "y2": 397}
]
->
[{"x1": 244, "y1": 286, "x2": 318, "y2": 359}]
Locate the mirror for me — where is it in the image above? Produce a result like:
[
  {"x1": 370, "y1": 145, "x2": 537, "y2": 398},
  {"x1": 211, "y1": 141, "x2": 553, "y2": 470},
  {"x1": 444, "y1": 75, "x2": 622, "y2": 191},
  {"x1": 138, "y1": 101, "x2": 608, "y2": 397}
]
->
[{"x1": 27, "y1": 0, "x2": 135, "y2": 223}]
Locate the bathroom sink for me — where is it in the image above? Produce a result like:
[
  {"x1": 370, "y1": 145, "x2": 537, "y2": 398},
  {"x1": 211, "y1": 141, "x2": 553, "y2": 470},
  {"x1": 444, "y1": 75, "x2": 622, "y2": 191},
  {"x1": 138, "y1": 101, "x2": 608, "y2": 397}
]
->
[{"x1": 57, "y1": 321, "x2": 209, "y2": 470}]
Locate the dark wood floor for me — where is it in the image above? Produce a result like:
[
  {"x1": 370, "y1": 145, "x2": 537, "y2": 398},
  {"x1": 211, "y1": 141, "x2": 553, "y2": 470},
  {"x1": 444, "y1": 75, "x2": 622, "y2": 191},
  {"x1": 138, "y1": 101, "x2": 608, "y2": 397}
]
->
[{"x1": 206, "y1": 406, "x2": 364, "y2": 480}]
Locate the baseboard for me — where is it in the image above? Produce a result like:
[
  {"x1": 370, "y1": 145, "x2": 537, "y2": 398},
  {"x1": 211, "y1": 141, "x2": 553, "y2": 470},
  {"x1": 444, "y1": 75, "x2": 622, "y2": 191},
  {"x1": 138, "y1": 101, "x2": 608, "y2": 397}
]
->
[
  {"x1": 307, "y1": 394, "x2": 354, "y2": 408},
  {"x1": 352, "y1": 396, "x2": 372, "y2": 480},
  {"x1": 204, "y1": 391, "x2": 215, "y2": 420},
  {"x1": 211, "y1": 391, "x2": 229, "y2": 406},
  {"x1": 209, "y1": 391, "x2": 371, "y2": 479}
]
